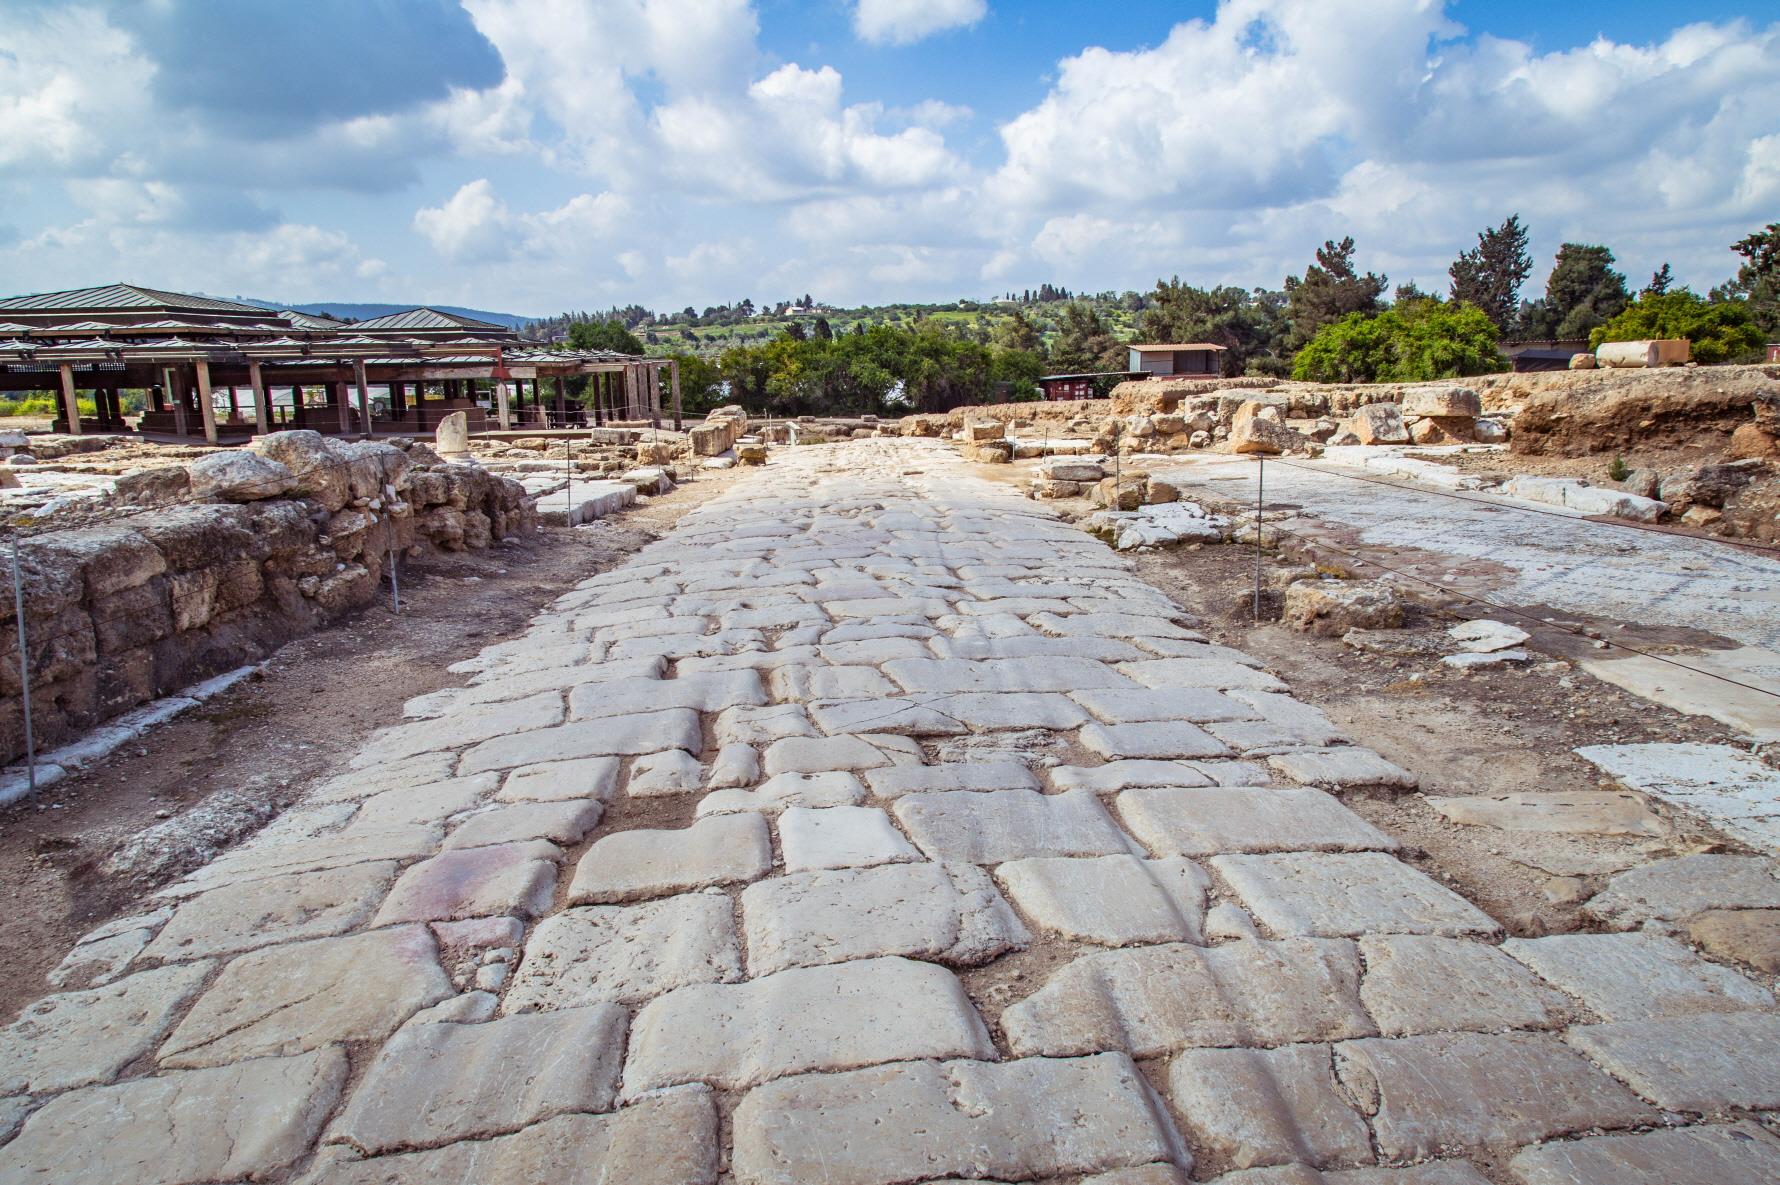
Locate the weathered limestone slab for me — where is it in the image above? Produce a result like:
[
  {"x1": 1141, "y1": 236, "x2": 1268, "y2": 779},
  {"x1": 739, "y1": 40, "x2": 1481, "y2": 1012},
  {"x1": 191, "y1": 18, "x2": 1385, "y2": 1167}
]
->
[
  {"x1": 1690, "y1": 908, "x2": 1780, "y2": 973},
  {"x1": 327, "y1": 1006, "x2": 628, "y2": 1155},
  {"x1": 1507, "y1": 1123, "x2": 1780, "y2": 1185},
  {"x1": 158, "y1": 822, "x2": 442, "y2": 897},
  {"x1": 1425, "y1": 790, "x2": 1669, "y2": 837},
  {"x1": 312, "y1": 753, "x2": 462, "y2": 801},
  {"x1": 0, "y1": 1048, "x2": 346, "y2": 1185},
  {"x1": 459, "y1": 708, "x2": 703, "y2": 774},
  {"x1": 1583, "y1": 854, "x2": 1780, "y2": 927},
  {"x1": 714, "y1": 703, "x2": 816, "y2": 748},
  {"x1": 0, "y1": 963, "x2": 212, "y2": 1095},
  {"x1": 1117, "y1": 787, "x2": 1394, "y2": 857},
  {"x1": 707, "y1": 742, "x2": 760, "y2": 789},
  {"x1": 1268, "y1": 748, "x2": 1417, "y2": 790},
  {"x1": 622, "y1": 956, "x2": 993, "y2": 1095},
  {"x1": 570, "y1": 814, "x2": 772, "y2": 903},
  {"x1": 996, "y1": 855, "x2": 1209, "y2": 945},
  {"x1": 699, "y1": 771, "x2": 867, "y2": 815},
  {"x1": 760, "y1": 733, "x2": 922, "y2": 777},
  {"x1": 779, "y1": 805, "x2": 920, "y2": 871},
  {"x1": 1117, "y1": 658, "x2": 1285, "y2": 693},
  {"x1": 1504, "y1": 932, "x2": 1773, "y2": 1020},
  {"x1": 883, "y1": 656, "x2": 1136, "y2": 694},
  {"x1": 863, "y1": 760, "x2": 1040, "y2": 798},
  {"x1": 143, "y1": 861, "x2": 394, "y2": 960},
  {"x1": 1168, "y1": 1044, "x2": 1371, "y2": 1170},
  {"x1": 627, "y1": 749, "x2": 705, "y2": 795},
  {"x1": 48, "y1": 908, "x2": 168, "y2": 988},
  {"x1": 770, "y1": 665, "x2": 898, "y2": 702},
  {"x1": 1003, "y1": 939, "x2": 1374, "y2": 1058},
  {"x1": 894, "y1": 788, "x2": 1138, "y2": 863},
  {"x1": 730, "y1": 1053, "x2": 1187, "y2": 1185},
  {"x1": 503, "y1": 894, "x2": 743, "y2": 1011},
  {"x1": 1212, "y1": 853, "x2": 1500, "y2": 938},
  {"x1": 1359, "y1": 935, "x2": 1571, "y2": 1036},
  {"x1": 444, "y1": 800, "x2": 603, "y2": 849},
  {"x1": 159, "y1": 926, "x2": 451, "y2": 1068},
  {"x1": 303, "y1": 1089, "x2": 718, "y2": 1185},
  {"x1": 1333, "y1": 1032, "x2": 1657, "y2": 1160},
  {"x1": 497, "y1": 756, "x2": 622, "y2": 803},
  {"x1": 353, "y1": 776, "x2": 497, "y2": 829},
  {"x1": 1565, "y1": 1012, "x2": 1780, "y2": 1111},
  {"x1": 1072, "y1": 686, "x2": 1252, "y2": 724},
  {"x1": 353, "y1": 691, "x2": 564, "y2": 766},
  {"x1": 567, "y1": 671, "x2": 767, "y2": 720},
  {"x1": 372, "y1": 841, "x2": 561, "y2": 925},
  {"x1": 1082, "y1": 721, "x2": 1229, "y2": 760}
]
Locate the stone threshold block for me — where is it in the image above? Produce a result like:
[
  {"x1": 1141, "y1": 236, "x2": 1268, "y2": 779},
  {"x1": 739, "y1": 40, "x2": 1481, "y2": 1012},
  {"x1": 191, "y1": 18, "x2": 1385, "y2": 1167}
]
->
[
  {"x1": 1507, "y1": 1123, "x2": 1780, "y2": 1185},
  {"x1": 0, "y1": 962, "x2": 213, "y2": 1096},
  {"x1": 742, "y1": 861, "x2": 1026, "y2": 975},
  {"x1": 1211, "y1": 852, "x2": 1500, "y2": 939},
  {"x1": 1332, "y1": 1031, "x2": 1658, "y2": 1162},
  {"x1": 730, "y1": 1053, "x2": 1189, "y2": 1185},
  {"x1": 621, "y1": 956, "x2": 993, "y2": 1096},
  {"x1": 569, "y1": 813, "x2": 772, "y2": 903},
  {"x1": 894, "y1": 788, "x2": 1140, "y2": 863},
  {"x1": 1117, "y1": 786, "x2": 1395, "y2": 857},
  {"x1": 1502, "y1": 931, "x2": 1774, "y2": 1021},
  {"x1": 995, "y1": 855, "x2": 1210, "y2": 945},
  {"x1": 502, "y1": 893, "x2": 743, "y2": 1012},
  {"x1": 326, "y1": 1005, "x2": 628, "y2": 1156},
  {"x1": 1564, "y1": 1011, "x2": 1780, "y2": 1111},
  {"x1": 0, "y1": 1048, "x2": 346, "y2": 1185},
  {"x1": 301, "y1": 1087, "x2": 718, "y2": 1185},
  {"x1": 1003, "y1": 938, "x2": 1374, "y2": 1058}
]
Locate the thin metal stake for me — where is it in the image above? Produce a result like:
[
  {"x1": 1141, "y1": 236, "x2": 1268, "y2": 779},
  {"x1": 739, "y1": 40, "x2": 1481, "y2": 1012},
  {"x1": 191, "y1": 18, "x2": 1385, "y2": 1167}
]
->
[
  {"x1": 10, "y1": 536, "x2": 36, "y2": 794},
  {"x1": 565, "y1": 438, "x2": 573, "y2": 521},
  {"x1": 1253, "y1": 455, "x2": 1265, "y2": 622},
  {"x1": 388, "y1": 544, "x2": 401, "y2": 613}
]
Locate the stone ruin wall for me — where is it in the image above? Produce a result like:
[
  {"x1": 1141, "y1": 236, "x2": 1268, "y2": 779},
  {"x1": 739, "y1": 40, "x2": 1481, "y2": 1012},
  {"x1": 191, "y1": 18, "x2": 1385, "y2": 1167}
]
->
[{"x1": 0, "y1": 431, "x2": 536, "y2": 766}]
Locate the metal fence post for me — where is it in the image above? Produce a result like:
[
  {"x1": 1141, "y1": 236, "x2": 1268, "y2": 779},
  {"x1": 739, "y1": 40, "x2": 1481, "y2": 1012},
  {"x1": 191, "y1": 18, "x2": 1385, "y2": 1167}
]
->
[
  {"x1": 10, "y1": 535, "x2": 36, "y2": 794},
  {"x1": 388, "y1": 543, "x2": 400, "y2": 613},
  {"x1": 1253, "y1": 455, "x2": 1265, "y2": 622}
]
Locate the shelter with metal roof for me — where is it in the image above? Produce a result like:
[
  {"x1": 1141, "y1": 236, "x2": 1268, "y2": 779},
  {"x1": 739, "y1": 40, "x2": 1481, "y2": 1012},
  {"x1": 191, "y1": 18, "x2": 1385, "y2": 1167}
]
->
[
  {"x1": 1125, "y1": 342, "x2": 1228, "y2": 377},
  {"x1": 0, "y1": 283, "x2": 678, "y2": 444}
]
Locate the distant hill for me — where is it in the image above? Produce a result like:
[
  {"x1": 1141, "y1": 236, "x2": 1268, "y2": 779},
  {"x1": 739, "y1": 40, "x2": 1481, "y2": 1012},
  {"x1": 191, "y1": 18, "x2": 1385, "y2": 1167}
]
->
[{"x1": 233, "y1": 297, "x2": 535, "y2": 330}]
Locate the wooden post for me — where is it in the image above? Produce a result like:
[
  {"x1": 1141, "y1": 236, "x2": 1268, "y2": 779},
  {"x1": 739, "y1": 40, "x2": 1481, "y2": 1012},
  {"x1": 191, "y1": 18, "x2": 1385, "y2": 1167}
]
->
[
  {"x1": 670, "y1": 358, "x2": 682, "y2": 431},
  {"x1": 495, "y1": 378, "x2": 512, "y2": 431},
  {"x1": 165, "y1": 368, "x2": 188, "y2": 436},
  {"x1": 248, "y1": 361, "x2": 271, "y2": 434},
  {"x1": 57, "y1": 364, "x2": 81, "y2": 436},
  {"x1": 354, "y1": 359, "x2": 373, "y2": 439},
  {"x1": 292, "y1": 385, "x2": 306, "y2": 428},
  {"x1": 332, "y1": 381, "x2": 349, "y2": 435},
  {"x1": 194, "y1": 360, "x2": 219, "y2": 444}
]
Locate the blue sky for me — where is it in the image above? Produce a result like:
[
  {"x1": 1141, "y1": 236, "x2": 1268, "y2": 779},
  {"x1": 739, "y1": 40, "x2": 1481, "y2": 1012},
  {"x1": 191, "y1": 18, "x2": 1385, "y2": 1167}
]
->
[{"x1": 2, "y1": 0, "x2": 1777, "y2": 317}]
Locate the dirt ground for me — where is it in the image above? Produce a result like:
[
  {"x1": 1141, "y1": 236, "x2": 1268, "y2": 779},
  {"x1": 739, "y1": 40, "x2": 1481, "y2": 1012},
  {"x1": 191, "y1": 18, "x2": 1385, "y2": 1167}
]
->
[{"x1": 0, "y1": 471, "x2": 736, "y2": 1021}]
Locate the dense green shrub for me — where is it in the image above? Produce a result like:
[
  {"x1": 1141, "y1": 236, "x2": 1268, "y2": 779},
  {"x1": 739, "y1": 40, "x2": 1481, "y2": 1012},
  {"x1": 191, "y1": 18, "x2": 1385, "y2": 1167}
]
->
[
  {"x1": 1291, "y1": 298, "x2": 1506, "y2": 383},
  {"x1": 1589, "y1": 290, "x2": 1766, "y2": 363}
]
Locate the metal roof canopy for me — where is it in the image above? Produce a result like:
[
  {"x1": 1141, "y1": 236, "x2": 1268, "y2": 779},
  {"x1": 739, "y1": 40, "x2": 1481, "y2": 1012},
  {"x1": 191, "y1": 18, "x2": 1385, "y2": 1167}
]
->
[{"x1": 0, "y1": 283, "x2": 268, "y2": 314}]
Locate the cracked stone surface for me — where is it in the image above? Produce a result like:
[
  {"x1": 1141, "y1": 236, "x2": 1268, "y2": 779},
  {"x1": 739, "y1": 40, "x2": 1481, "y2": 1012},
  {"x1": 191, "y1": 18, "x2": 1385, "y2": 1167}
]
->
[{"x1": 5, "y1": 439, "x2": 1766, "y2": 1185}]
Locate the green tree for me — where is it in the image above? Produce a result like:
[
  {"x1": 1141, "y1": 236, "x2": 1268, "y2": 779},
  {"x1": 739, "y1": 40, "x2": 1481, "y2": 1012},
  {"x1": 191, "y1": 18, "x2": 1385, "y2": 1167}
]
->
[
  {"x1": 1284, "y1": 236, "x2": 1387, "y2": 351},
  {"x1": 566, "y1": 319, "x2": 645, "y2": 354},
  {"x1": 990, "y1": 307, "x2": 1044, "y2": 354},
  {"x1": 1643, "y1": 262, "x2": 1674, "y2": 296},
  {"x1": 1714, "y1": 222, "x2": 1780, "y2": 337},
  {"x1": 1291, "y1": 298, "x2": 1506, "y2": 383},
  {"x1": 1524, "y1": 243, "x2": 1629, "y2": 340},
  {"x1": 1048, "y1": 302, "x2": 1125, "y2": 374},
  {"x1": 664, "y1": 352, "x2": 726, "y2": 414},
  {"x1": 1138, "y1": 279, "x2": 1288, "y2": 376},
  {"x1": 1448, "y1": 214, "x2": 1531, "y2": 334},
  {"x1": 812, "y1": 316, "x2": 834, "y2": 342},
  {"x1": 1589, "y1": 290, "x2": 1765, "y2": 364}
]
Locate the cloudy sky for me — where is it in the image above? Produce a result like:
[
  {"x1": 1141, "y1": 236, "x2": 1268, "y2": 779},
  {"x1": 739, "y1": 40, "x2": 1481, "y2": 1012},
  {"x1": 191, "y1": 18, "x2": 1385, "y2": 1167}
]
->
[{"x1": 2, "y1": 0, "x2": 1776, "y2": 317}]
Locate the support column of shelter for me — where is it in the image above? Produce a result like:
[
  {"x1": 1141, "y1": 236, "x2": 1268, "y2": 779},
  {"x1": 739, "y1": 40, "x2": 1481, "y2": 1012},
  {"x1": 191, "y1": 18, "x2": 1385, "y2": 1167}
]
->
[
  {"x1": 194, "y1": 360, "x2": 219, "y2": 445},
  {"x1": 165, "y1": 368, "x2": 187, "y2": 437},
  {"x1": 354, "y1": 360, "x2": 373, "y2": 439},
  {"x1": 57, "y1": 363, "x2": 81, "y2": 436},
  {"x1": 248, "y1": 361, "x2": 271, "y2": 434},
  {"x1": 495, "y1": 379, "x2": 512, "y2": 431},
  {"x1": 670, "y1": 358, "x2": 682, "y2": 431}
]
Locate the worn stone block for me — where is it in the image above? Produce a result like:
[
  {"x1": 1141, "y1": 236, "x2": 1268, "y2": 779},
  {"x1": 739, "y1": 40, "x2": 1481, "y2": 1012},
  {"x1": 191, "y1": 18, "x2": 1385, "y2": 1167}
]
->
[
  {"x1": 699, "y1": 770, "x2": 867, "y2": 815},
  {"x1": 1507, "y1": 1123, "x2": 1780, "y2": 1185},
  {"x1": 1167, "y1": 1044, "x2": 1371, "y2": 1170},
  {"x1": 1504, "y1": 932, "x2": 1773, "y2": 1021},
  {"x1": 1564, "y1": 1012, "x2": 1780, "y2": 1111},
  {"x1": 373, "y1": 841, "x2": 561, "y2": 925},
  {"x1": 503, "y1": 894, "x2": 743, "y2": 1011},
  {"x1": 895, "y1": 788, "x2": 1137, "y2": 863},
  {"x1": 458, "y1": 708, "x2": 703, "y2": 774},
  {"x1": 1267, "y1": 748, "x2": 1417, "y2": 790},
  {"x1": 1359, "y1": 935, "x2": 1571, "y2": 1036},
  {"x1": 143, "y1": 862, "x2": 395, "y2": 961},
  {"x1": 779, "y1": 805, "x2": 920, "y2": 871},
  {"x1": 1117, "y1": 787, "x2": 1394, "y2": 857},
  {"x1": 0, "y1": 963, "x2": 212, "y2": 1095},
  {"x1": 1583, "y1": 854, "x2": 1780, "y2": 928},
  {"x1": 1212, "y1": 852, "x2": 1500, "y2": 938},
  {"x1": 444, "y1": 800, "x2": 603, "y2": 849},
  {"x1": 996, "y1": 855, "x2": 1209, "y2": 945},
  {"x1": 497, "y1": 756, "x2": 621, "y2": 802},
  {"x1": 570, "y1": 813, "x2": 771, "y2": 903}
]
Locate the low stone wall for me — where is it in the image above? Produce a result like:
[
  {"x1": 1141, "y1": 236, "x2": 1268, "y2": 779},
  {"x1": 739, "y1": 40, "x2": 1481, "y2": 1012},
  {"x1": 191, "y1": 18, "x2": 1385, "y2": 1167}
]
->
[{"x1": 0, "y1": 432, "x2": 536, "y2": 765}]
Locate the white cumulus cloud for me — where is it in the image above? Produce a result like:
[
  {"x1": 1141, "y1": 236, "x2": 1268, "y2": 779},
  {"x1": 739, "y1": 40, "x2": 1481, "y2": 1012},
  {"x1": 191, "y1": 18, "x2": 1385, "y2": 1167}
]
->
[{"x1": 854, "y1": 0, "x2": 988, "y2": 47}]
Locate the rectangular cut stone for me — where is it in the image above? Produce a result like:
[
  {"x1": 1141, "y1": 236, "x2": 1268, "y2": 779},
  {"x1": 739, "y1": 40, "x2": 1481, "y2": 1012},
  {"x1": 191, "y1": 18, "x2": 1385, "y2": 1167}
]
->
[
  {"x1": 566, "y1": 671, "x2": 766, "y2": 720},
  {"x1": 1072, "y1": 686, "x2": 1253, "y2": 724},
  {"x1": 1358, "y1": 935, "x2": 1571, "y2": 1036},
  {"x1": 459, "y1": 709, "x2": 703, "y2": 774},
  {"x1": 352, "y1": 692, "x2": 565, "y2": 766},
  {"x1": 159, "y1": 926, "x2": 452, "y2": 1068},
  {"x1": 1117, "y1": 787, "x2": 1395, "y2": 857},
  {"x1": 894, "y1": 789, "x2": 1138, "y2": 863},
  {"x1": 372, "y1": 841, "x2": 561, "y2": 925},
  {"x1": 159, "y1": 824, "x2": 442, "y2": 896},
  {"x1": 770, "y1": 665, "x2": 898, "y2": 701},
  {"x1": 0, "y1": 963, "x2": 212, "y2": 1095},
  {"x1": 883, "y1": 657, "x2": 1135, "y2": 694},
  {"x1": 444, "y1": 800, "x2": 603, "y2": 849},
  {"x1": 1002, "y1": 939, "x2": 1375, "y2": 1058},
  {"x1": 698, "y1": 771, "x2": 866, "y2": 815},
  {"x1": 1268, "y1": 748, "x2": 1417, "y2": 791},
  {"x1": 327, "y1": 1006, "x2": 628, "y2": 1155},
  {"x1": 143, "y1": 861, "x2": 395, "y2": 960},
  {"x1": 730, "y1": 1053, "x2": 1187, "y2": 1185},
  {"x1": 1082, "y1": 721, "x2": 1229, "y2": 760},
  {"x1": 742, "y1": 861, "x2": 1027, "y2": 975},
  {"x1": 503, "y1": 894, "x2": 743, "y2": 1011},
  {"x1": 0, "y1": 1048, "x2": 346, "y2": 1185},
  {"x1": 1503, "y1": 932, "x2": 1773, "y2": 1020},
  {"x1": 622, "y1": 956, "x2": 993, "y2": 1095},
  {"x1": 354, "y1": 776, "x2": 497, "y2": 828},
  {"x1": 863, "y1": 760, "x2": 1040, "y2": 798},
  {"x1": 303, "y1": 1090, "x2": 718, "y2": 1185},
  {"x1": 779, "y1": 805, "x2": 920, "y2": 871},
  {"x1": 1582, "y1": 854, "x2": 1780, "y2": 928},
  {"x1": 761, "y1": 733, "x2": 922, "y2": 776},
  {"x1": 809, "y1": 697, "x2": 968, "y2": 736},
  {"x1": 1564, "y1": 1012, "x2": 1780, "y2": 1111},
  {"x1": 1507, "y1": 1124, "x2": 1780, "y2": 1185},
  {"x1": 498, "y1": 757, "x2": 622, "y2": 802},
  {"x1": 1333, "y1": 1032, "x2": 1657, "y2": 1161},
  {"x1": 1168, "y1": 1044, "x2": 1372, "y2": 1171},
  {"x1": 1117, "y1": 658, "x2": 1286, "y2": 693},
  {"x1": 1212, "y1": 853, "x2": 1500, "y2": 938},
  {"x1": 996, "y1": 855, "x2": 1209, "y2": 945},
  {"x1": 570, "y1": 814, "x2": 772, "y2": 903}
]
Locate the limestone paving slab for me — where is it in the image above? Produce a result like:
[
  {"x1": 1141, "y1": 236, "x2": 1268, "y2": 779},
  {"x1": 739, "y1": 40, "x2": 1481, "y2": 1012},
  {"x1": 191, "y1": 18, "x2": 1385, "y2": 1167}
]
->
[
  {"x1": 808, "y1": 697, "x2": 968, "y2": 736},
  {"x1": 996, "y1": 855, "x2": 1210, "y2": 945},
  {"x1": 1118, "y1": 787, "x2": 1395, "y2": 857},
  {"x1": 458, "y1": 708, "x2": 703, "y2": 774},
  {"x1": 1583, "y1": 854, "x2": 1780, "y2": 927},
  {"x1": 1003, "y1": 938, "x2": 1375, "y2": 1058},
  {"x1": 1168, "y1": 1043, "x2": 1373, "y2": 1171},
  {"x1": 0, "y1": 1048, "x2": 347, "y2": 1185},
  {"x1": 158, "y1": 925, "x2": 452, "y2": 1068},
  {"x1": 503, "y1": 893, "x2": 743, "y2": 1011},
  {"x1": 142, "y1": 860, "x2": 395, "y2": 961},
  {"x1": 1072, "y1": 685, "x2": 1254, "y2": 724},
  {"x1": 353, "y1": 691, "x2": 564, "y2": 766},
  {"x1": 698, "y1": 770, "x2": 867, "y2": 815},
  {"x1": 741, "y1": 861, "x2": 1028, "y2": 974},
  {"x1": 570, "y1": 813, "x2": 772, "y2": 903},
  {"x1": 1503, "y1": 931, "x2": 1774, "y2": 1020},
  {"x1": 372, "y1": 840, "x2": 561, "y2": 925},
  {"x1": 1214, "y1": 1163, "x2": 1492, "y2": 1184},
  {"x1": 778, "y1": 805, "x2": 921, "y2": 871},
  {"x1": 1212, "y1": 852, "x2": 1501, "y2": 938},
  {"x1": 730, "y1": 1053, "x2": 1188, "y2": 1185},
  {"x1": 883, "y1": 656, "x2": 1137, "y2": 694},
  {"x1": 496, "y1": 755, "x2": 622, "y2": 803},
  {"x1": 627, "y1": 748, "x2": 705, "y2": 795},
  {"x1": 352, "y1": 776, "x2": 496, "y2": 829},
  {"x1": 1564, "y1": 1011, "x2": 1780, "y2": 1111},
  {"x1": 1333, "y1": 1031, "x2": 1657, "y2": 1161},
  {"x1": 1053, "y1": 759, "x2": 1271, "y2": 792},
  {"x1": 1424, "y1": 790, "x2": 1669, "y2": 837},
  {"x1": 1267, "y1": 748, "x2": 1418, "y2": 790},
  {"x1": 157, "y1": 822, "x2": 443, "y2": 897},
  {"x1": 895, "y1": 788, "x2": 1139, "y2": 863},
  {"x1": 863, "y1": 759, "x2": 1040, "y2": 797},
  {"x1": 1358, "y1": 935, "x2": 1572, "y2": 1036},
  {"x1": 327, "y1": 1005, "x2": 628, "y2": 1155},
  {"x1": 1117, "y1": 658, "x2": 1286, "y2": 693},
  {"x1": 443, "y1": 799, "x2": 603, "y2": 849},
  {"x1": 1507, "y1": 1123, "x2": 1780, "y2": 1185},
  {"x1": 0, "y1": 962, "x2": 212, "y2": 1096},
  {"x1": 1082, "y1": 721, "x2": 1230, "y2": 760},
  {"x1": 622, "y1": 956, "x2": 993, "y2": 1095}
]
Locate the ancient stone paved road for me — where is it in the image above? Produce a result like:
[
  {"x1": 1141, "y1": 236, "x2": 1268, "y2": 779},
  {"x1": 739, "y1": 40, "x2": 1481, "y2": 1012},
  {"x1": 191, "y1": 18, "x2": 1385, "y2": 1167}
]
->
[{"x1": 4, "y1": 439, "x2": 1780, "y2": 1184}]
